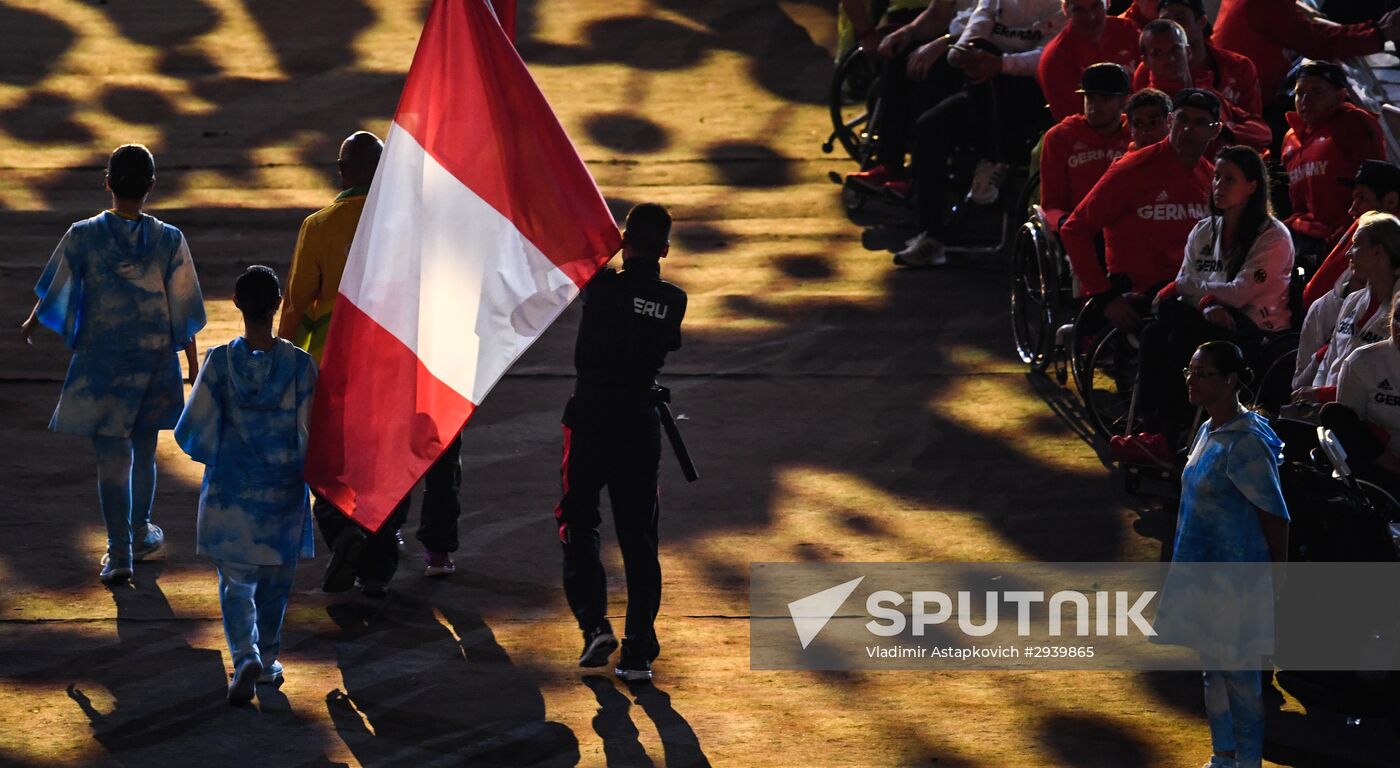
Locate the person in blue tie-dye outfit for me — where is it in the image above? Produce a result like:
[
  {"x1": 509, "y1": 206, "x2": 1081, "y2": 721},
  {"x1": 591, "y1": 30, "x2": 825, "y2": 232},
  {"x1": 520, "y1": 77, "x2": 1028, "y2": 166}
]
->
[
  {"x1": 1160, "y1": 340, "x2": 1290, "y2": 768},
  {"x1": 176, "y1": 266, "x2": 318, "y2": 705},
  {"x1": 19, "y1": 144, "x2": 206, "y2": 584}
]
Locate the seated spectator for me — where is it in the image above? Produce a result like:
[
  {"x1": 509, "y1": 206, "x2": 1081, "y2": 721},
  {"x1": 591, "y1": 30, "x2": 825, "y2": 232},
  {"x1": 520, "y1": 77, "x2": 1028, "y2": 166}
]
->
[
  {"x1": 1038, "y1": 0, "x2": 1141, "y2": 121},
  {"x1": 1293, "y1": 161, "x2": 1400, "y2": 389},
  {"x1": 1132, "y1": 145, "x2": 1293, "y2": 449},
  {"x1": 894, "y1": 0, "x2": 1066, "y2": 266},
  {"x1": 1282, "y1": 60, "x2": 1385, "y2": 268},
  {"x1": 837, "y1": 0, "x2": 932, "y2": 61},
  {"x1": 1120, "y1": 0, "x2": 1157, "y2": 28},
  {"x1": 1061, "y1": 88, "x2": 1219, "y2": 332},
  {"x1": 1294, "y1": 211, "x2": 1400, "y2": 402},
  {"x1": 1135, "y1": 16, "x2": 1271, "y2": 150},
  {"x1": 1124, "y1": 86, "x2": 1172, "y2": 150},
  {"x1": 1137, "y1": 0, "x2": 1261, "y2": 114},
  {"x1": 845, "y1": 0, "x2": 975, "y2": 194},
  {"x1": 1323, "y1": 299, "x2": 1400, "y2": 480},
  {"x1": 1214, "y1": 0, "x2": 1400, "y2": 110},
  {"x1": 1303, "y1": 160, "x2": 1400, "y2": 308},
  {"x1": 1040, "y1": 63, "x2": 1133, "y2": 226}
]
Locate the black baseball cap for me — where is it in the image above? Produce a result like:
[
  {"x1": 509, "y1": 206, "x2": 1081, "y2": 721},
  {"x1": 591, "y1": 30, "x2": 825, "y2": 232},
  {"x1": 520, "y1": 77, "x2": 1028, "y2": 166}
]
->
[
  {"x1": 1158, "y1": 0, "x2": 1206, "y2": 18},
  {"x1": 1296, "y1": 60, "x2": 1348, "y2": 90},
  {"x1": 1172, "y1": 88, "x2": 1221, "y2": 121},
  {"x1": 1341, "y1": 160, "x2": 1400, "y2": 197},
  {"x1": 1076, "y1": 62, "x2": 1132, "y2": 96}
]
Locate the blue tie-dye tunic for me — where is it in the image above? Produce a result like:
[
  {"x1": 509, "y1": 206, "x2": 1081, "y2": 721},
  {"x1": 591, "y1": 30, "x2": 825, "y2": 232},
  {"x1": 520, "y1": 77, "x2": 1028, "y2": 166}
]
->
[
  {"x1": 175, "y1": 338, "x2": 318, "y2": 566},
  {"x1": 1154, "y1": 411, "x2": 1289, "y2": 664},
  {"x1": 34, "y1": 211, "x2": 207, "y2": 437}
]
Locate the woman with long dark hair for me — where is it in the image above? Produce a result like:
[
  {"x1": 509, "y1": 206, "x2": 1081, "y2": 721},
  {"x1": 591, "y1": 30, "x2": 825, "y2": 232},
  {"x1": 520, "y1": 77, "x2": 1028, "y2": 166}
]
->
[{"x1": 1115, "y1": 145, "x2": 1294, "y2": 463}]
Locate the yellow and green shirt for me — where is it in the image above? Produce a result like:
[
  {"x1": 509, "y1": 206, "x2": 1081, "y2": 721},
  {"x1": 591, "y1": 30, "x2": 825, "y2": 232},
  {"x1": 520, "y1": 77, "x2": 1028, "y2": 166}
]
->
[{"x1": 280, "y1": 187, "x2": 368, "y2": 363}]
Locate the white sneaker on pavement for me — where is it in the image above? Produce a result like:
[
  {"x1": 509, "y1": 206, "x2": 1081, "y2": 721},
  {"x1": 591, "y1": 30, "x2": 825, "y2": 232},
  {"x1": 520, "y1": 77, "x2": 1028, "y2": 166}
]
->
[{"x1": 893, "y1": 233, "x2": 947, "y2": 267}]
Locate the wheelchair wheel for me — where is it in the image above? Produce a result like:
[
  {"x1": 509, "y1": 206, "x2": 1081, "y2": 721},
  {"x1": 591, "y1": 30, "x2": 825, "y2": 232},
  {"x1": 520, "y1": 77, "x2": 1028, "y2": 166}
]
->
[
  {"x1": 1010, "y1": 220, "x2": 1056, "y2": 371},
  {"x1": 1081, "y1": 326, "x2": 1142, "y2": 441},
  {"x1": 1013, "y1": 170, "x2": 1041, "y2": 225},
  {"x1": 826, "y1": 45, "x2": 879, "y2": 165}
]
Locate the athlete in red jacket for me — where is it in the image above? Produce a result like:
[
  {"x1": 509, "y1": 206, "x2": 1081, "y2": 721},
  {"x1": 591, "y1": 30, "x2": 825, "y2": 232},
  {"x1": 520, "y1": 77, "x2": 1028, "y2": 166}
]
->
[
  {"x1": 1133, "y1": 0, "x2": 1261, "y2": 111},
  {"x1": 1062, "y1": 88, "x2": 1218, "y2": 330},
  {"x1": 1120, "y1": 0, "x2": 1156, "y2": 28},
  {"x1": 1040, "y1": 63, "x2": 1132, "y2": 224},
  {"x1": 1134, "y1": 18, "x2": 1270, "y2": 151},
  {"x1": 1124, "y1": 87, "x2": 1172, "y2": 152},
  {"x1": 1038, "y1": 0, "x2": 1141, "y2": 121},
  {"x1": 1282, "y1": 60, "x2": 1385, "y2": 261},
  {"x1": 1302, "y1": 160, "x2": 1400, "y2": 308},
  {"x1": 1215, "y1": 0, "x2": 1400, "y2": 107}
]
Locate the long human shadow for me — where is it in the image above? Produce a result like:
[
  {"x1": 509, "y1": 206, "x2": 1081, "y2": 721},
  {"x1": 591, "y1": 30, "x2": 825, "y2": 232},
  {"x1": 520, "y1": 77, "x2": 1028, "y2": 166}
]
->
[
  {"x1": 324, "y1": 590, "x2": 579, "y2": 766},
  {"x1": 44, "y1": 564, "x2": 334, "y2": 765},
  {"x1": 583, "y1": 675, "x2": 710, "y2": 768}
]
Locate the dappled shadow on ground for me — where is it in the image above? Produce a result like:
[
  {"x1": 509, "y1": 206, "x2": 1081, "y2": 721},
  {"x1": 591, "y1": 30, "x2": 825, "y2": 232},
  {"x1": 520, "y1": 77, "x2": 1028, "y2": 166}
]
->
[
  {"x1": 4, "y1": 0, "x2": 834, "y2": 210},
  {"x1": 5, "y1": 2, "x2": 1399, "y2": 766}
]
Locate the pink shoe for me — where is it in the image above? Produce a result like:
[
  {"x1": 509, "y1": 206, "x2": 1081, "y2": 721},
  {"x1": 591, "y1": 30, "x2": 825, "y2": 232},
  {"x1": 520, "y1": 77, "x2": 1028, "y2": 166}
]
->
[
  {"x1": 424, "y1": 550, "x2": 456, "y2": 577},
  {"x1": 1109, "y1": 433, "x2": 1174, "y2": 467},
  {"x1": 846, "y1": 164, "x2": 903, "y2": 191}
]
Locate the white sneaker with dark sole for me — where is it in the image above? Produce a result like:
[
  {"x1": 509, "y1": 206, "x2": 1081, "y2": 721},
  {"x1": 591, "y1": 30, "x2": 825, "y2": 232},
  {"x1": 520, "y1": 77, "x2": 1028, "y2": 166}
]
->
[{"x1": 893, "y1": 233, "x2": 947, "y2": 267}]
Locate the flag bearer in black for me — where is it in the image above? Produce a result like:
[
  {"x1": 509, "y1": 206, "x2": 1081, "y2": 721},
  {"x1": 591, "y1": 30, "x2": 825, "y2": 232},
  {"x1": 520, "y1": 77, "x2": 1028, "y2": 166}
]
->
[{"x1": 556, "y1": 203, "x2": 687, "y2": 683}]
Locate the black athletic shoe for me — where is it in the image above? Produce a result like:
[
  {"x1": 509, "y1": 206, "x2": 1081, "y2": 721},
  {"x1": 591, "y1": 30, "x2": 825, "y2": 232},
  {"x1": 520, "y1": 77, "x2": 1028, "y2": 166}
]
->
[
  {"x1": 323, "y1": 527, "x2": 366, "y2": 593},
  {"x1": 579, "y1": 626, "x2": 618, "y2": 668},
  {"x1": 614, "y1": 650, "x2": 653, "y2": 682}
]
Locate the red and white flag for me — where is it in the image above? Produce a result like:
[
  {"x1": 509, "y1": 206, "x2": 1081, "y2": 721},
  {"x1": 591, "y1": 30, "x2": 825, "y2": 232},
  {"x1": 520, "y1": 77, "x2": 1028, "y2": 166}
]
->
[{"x1": 305, "y1": 0, "x2": 620, "y2": 532}]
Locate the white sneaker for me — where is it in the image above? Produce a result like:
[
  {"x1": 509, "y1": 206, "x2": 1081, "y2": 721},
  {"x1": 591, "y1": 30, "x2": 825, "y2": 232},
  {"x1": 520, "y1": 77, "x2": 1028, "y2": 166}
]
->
[
  {"x1": 968, "y1": 160, "x2": 1009, "y2": 205},
  {"x1": 893, "y1": 233, "x2": 947, "y2": 267},
  {"x1": 258, "y1": 660, "x2": 284, "y2": 685}
]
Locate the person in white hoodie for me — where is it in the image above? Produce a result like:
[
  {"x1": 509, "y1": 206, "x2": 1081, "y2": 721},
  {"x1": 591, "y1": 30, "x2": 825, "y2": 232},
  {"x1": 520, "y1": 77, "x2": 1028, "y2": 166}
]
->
[
  {"x1": 1293, "y1": 211, "x2": 1400, "y2": 403},
  {"x1": 1325, "y1": 301, "x2": 1400, "y2": 481},
  {"x1": 1128, "y1": 145, "x2": 1292, "y2": 453}
]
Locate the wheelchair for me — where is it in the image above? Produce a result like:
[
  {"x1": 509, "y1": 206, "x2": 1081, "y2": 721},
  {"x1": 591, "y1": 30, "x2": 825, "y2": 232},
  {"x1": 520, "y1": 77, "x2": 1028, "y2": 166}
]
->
[
  {"x1": 1009, "y1": 173, "x2": 1077, "y2": 371},
  {"x1": 1072, "y1": 277, "x2": 1305, "y2": 447},
  {"x1": 824, "y1": 43, "x2": 881, "y2": 169},
  {"x1": 1274, "y1": 426, "x2": 1400, "y2": 731}
]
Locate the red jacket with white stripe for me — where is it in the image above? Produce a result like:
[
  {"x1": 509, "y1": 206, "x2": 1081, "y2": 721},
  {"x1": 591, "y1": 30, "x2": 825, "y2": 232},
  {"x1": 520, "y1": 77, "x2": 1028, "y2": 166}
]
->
[
  {"x1": 1039, "y1": 114, "x2": 1130, "y2": 224},
  {"x1": 1282, "y1": 103, "x2": 1385, "y2": 242},
  {"x1": 1132, "y1": 43, "x2": 1263, "y2": 117},
  {"x1": 1037, "y1": 18, "x2": 1141, "y2": 122},
  {"x1": 1215, "y1": 0, "x2": 1384, "y2": 105},
  {"x1": 1062, "y1": 139, "x2": 1213, "y2": 295}
]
